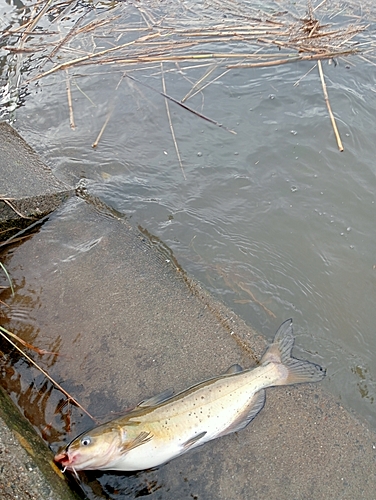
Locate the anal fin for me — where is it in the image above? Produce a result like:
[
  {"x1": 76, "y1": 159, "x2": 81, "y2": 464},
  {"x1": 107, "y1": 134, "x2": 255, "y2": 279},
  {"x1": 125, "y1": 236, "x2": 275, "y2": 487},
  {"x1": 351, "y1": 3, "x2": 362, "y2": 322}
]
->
[
  {"x1": 216, "y1": 389, "x2": 266, "y2": 438},
  {"x1": 182, "y1": 431, "x2": 207, "y2": 450}
]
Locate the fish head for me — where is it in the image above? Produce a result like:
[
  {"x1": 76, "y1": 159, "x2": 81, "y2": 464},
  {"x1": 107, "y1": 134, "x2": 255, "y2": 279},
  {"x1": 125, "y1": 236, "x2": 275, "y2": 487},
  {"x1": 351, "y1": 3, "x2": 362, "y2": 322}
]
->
[{"x1": 54, "y1": 425, "x2": 123, "y2": 471}]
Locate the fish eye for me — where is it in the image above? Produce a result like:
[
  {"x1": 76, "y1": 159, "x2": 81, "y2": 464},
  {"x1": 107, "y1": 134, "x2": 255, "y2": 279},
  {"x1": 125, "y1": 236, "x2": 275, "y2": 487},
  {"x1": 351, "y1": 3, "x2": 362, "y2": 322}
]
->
[{"x1": 80, "y1": 436, "x2": 92, "y2": 446}]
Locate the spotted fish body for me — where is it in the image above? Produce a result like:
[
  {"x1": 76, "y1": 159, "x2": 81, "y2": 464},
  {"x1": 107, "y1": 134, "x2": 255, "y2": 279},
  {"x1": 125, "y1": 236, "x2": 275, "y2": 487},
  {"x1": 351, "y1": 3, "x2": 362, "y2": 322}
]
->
[{"x1": 55, "y1": 319, "x2": 325, "y2": 472}]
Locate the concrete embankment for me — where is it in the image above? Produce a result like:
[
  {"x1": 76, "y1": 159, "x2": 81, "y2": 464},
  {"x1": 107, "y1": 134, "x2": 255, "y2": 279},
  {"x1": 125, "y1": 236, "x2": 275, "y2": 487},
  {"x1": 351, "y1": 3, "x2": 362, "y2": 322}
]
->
[{"x1": 0, "y1": 122, "x2": 76, "y2": 499}]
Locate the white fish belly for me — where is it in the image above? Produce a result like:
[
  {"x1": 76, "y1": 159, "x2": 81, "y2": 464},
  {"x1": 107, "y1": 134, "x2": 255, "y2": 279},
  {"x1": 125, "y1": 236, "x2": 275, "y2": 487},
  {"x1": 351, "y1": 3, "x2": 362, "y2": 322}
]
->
[{"x1": 106, "y1": 439, "x2": 185, "y2": 471}]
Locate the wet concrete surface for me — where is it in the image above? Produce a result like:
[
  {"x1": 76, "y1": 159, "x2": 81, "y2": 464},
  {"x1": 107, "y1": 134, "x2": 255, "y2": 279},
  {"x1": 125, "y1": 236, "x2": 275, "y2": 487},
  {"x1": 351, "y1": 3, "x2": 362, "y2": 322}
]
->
[
  {"x1": 1, "y1": 195, "x2": 375, "y2": 499},
  {"x1": 0, "y1": 121, "x2": 73, "y2": 241}
]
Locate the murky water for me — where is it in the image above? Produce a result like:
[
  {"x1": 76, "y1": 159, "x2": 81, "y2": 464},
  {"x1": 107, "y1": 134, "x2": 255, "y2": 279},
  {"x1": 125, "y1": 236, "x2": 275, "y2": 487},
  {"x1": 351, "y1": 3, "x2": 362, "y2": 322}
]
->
[{"x1": 1, "y1": 0, "x2": 376, "y2": 497}]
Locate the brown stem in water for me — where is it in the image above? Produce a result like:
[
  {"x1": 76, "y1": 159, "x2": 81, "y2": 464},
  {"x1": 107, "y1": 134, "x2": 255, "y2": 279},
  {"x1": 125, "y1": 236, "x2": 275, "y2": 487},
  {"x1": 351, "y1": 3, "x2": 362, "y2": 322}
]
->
[{"x1": 0, "y1": 326, "x2": 96, "y2": 422}]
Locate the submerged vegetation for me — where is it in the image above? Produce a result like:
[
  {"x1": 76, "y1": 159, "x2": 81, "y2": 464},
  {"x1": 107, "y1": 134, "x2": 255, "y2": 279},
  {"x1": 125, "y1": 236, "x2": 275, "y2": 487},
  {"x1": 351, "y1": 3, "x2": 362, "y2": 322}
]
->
[{"x1": 0, "y1": 261, "x2": 14, "y2": 297}]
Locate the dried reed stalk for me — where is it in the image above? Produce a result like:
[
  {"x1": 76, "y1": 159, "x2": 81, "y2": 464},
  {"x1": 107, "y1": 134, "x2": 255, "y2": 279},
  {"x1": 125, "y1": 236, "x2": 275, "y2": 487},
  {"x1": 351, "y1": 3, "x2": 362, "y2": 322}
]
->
[
  {"x1": 29, "y1": 32, "x2": 163, "y2": 82},
  {"x1": 65, "y1": 69, "x2": 75, "y2": 130},
  {"x1": 161, "y1": 62, "x2": 186, "y2": 180},
  {"x1": 317, "y1": 59, "x2": 344, "y2": 151},
  {"x1": 92, "y1": 108, "x2": 114, "y2": 148},
  {"x1": 0, "y1": 198, "x2": 32, "y2": 219}
]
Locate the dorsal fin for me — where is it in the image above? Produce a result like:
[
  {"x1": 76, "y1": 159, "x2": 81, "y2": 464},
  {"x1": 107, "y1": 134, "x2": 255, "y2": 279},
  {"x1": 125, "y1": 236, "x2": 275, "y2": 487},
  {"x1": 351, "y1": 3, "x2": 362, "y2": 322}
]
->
[
  {"x1": 225, "y1": 363, "x2": 243, "y2": 375},
  {"x1": 137, "y1": 388, "x2": 174, "y2": 408}
]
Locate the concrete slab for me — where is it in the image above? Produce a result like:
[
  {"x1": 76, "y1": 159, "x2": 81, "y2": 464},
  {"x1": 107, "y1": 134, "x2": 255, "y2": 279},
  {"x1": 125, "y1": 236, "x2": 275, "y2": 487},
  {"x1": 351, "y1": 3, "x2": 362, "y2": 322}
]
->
[
  {"x1": 0, "y1": 121, "x2": 73, "y2": 241},
  {"x1": 0, "y1": 196, "x2": 375, "y2": 499}
]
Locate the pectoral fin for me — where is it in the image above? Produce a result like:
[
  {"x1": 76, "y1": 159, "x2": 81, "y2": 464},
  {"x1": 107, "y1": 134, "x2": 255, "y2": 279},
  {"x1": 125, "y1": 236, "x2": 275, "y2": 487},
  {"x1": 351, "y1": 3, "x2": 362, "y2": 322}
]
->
[
  {"x1": 120, "y1": 431, "x2": 153, "y2": 454},
  {"x1": 216, "y1": 389, "x2": 266, "y2": 438},
  {"x1": 182, "y1": 431, "x2": 207, "y2": 450}
]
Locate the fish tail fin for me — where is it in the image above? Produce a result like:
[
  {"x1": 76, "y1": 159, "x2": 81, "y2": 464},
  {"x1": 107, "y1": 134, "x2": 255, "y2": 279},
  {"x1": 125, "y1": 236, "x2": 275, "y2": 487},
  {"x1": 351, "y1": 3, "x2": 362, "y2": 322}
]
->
[{"x1": 261, "y1": 319, "x2": 326, "y2": 385}]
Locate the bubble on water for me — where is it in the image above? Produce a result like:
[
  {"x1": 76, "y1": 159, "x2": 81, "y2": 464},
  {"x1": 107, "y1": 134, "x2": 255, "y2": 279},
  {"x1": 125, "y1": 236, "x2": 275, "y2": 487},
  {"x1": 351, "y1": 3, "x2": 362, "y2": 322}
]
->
[
  {"x1": 197, "y1": 152, "x2": 202, "y2": 157},
  {"x1": 346, "y1": 227, "x2": 351, "y2": 232},
  {"x1": 290, "y1": 130, "x2": 297, "y2": 135}
]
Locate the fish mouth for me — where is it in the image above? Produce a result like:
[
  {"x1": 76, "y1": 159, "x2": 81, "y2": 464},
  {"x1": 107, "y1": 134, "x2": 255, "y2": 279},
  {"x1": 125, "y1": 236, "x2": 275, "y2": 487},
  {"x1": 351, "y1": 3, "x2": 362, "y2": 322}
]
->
[
  {"x1": 54, "y1": 451, "x2": 73, "y2": 468},
  {"x1": 54, "y1": 449, "x2": 107, "y2": 471}
]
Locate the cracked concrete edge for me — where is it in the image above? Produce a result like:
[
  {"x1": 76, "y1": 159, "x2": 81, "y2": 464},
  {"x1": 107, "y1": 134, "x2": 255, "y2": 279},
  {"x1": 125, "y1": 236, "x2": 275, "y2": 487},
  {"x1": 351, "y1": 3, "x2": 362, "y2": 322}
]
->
[
  {"x1": 0, "y1": 121, "x2": 74, "y2": 241},
  {"x1": 0, "y1": 384, "x2": 79, "y2": 500}
]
